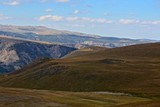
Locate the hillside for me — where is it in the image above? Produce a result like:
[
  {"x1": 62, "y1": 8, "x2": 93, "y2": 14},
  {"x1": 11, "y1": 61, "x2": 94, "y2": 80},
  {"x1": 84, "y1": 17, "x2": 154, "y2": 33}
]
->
[
  {"x1": 65, "y1": 43, "x2": 160, "y2": 60},
  {"x1": 0, "y1": 36, "x2": 76, "y2": 73},
  {"x1": 0, "y1": 24, "x2": 156, "y2": 48},
  {"x1": 0, "y1": 42, "x2": 160, "y2": 106},
  {"x1": 0, "y1": 43, "x2": 159, "y2": 96},
  {"x1": 0, "y1": 87, "x2": 151, "y2": 107}
]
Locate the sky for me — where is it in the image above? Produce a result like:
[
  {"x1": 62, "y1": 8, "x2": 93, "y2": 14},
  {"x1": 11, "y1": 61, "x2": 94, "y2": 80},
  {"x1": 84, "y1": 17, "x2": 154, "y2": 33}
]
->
[{"x1": 0, "y1": 0, "x2": 160, "y2": 40}]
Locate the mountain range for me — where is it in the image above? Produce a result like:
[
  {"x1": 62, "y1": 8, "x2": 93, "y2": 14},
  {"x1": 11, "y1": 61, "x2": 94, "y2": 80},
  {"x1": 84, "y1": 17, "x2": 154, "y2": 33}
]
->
[
  {"x1": 0, "y1": 24, "x2": 157, "y2": 74},
  {"x1": 0, "y1": 24, "x2": 157, "y2": 48},
  {"x1": 0, "y1": 24, "x2": 160, "y2": 106}
]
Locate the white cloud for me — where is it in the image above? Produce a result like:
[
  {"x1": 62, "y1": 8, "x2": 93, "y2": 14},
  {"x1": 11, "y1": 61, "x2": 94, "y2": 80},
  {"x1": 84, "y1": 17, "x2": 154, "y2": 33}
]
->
[
  {"x1": 96, "y1": 18, "x2": 113, "y2": 24},
  {"x1": 0, "y1": 13, "x2": 9, "y2": 20},
  {"x1": 41, "y1": 0, "x2": 47, "y2": 2},
  {"x1": 66, "y1": 17, "x2": 94, "y2": 23},
  {"x1": 3, "y1": 0, "x2": 19, "y2": 6},
  {"x1": 38, "y1": 15, "x2": 160, "y2": 26},
  {"x1": 46, "y1": 9, "x2": 53, "y2": 12},
  {"x1": 74, "y1": 10, "x2": 80, "y2": 14},
  {"x1": 39, "y1": 15, "x2": 113, "y2": 24},
  {"x1": 73, "y1": 24, "x2": 85, "y2": 27},
  {"x1": 80, "y1": 17, "x2": 113, "y2": 24},
  {"x1": 119, "y1": 19, "x2": 160, "y2": 25},
  {"x1": 81, "y1": 17, "x2": 95, "y2": 22},
  {"x1": 141, "y1": 20, "x2": 160, "y2": 25},
  {"x1": 66, "y1": 17, "x2": 79, "y2": 21},
  {"x1": 54, "y1": 0, "x2": 69, "y2": 3},
  {"x1": 119, "y1": 19, "x2": 140, "y2": 24},
  {"x1": 41, "y1": 0, "x2": 69, "y2": 3},
  {"x1": 39, "y1": 15, "x2": 63, "y2": 21}
]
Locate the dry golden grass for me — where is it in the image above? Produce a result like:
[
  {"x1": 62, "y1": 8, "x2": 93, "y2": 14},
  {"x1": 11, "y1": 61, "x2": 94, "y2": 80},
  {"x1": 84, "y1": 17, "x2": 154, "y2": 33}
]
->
[
  {"x1": 0, "y1": 43, "x2": 160, "y2": 107},
  {"x1": 0, "y1": 87, "x2": 150, "y2": 107}
]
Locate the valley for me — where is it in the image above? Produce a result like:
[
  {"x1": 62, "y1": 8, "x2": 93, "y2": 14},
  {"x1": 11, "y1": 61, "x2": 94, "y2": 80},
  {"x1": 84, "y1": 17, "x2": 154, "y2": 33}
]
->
[
  {"x1": 1, "y1": 0, "x2": 160, "y2": 106},
  {"x1": 0, "y1": 36, "x2": 75, "y2": 73},
  {"x1": 0, "y1": 43, "x2": 160, "y2": 107}
]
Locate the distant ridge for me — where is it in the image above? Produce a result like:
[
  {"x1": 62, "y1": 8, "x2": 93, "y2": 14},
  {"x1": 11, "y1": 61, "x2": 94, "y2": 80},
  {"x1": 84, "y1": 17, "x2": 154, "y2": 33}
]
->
[
  {"x1": 0, "y1": 24, "x2": 157, "y2": 48},
  {"x1": 0, "y1": 24, "x2": 100, "y2": 37},
  {"x1": 65, "y1": 42, "x2": 160, "y2": 59},
  {"x1": 0, "y1": 35, "x2": 62, "y2": 45}
]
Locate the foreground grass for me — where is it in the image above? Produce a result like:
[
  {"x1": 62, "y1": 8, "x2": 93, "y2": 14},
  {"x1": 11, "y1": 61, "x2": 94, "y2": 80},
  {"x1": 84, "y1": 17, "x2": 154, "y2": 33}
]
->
[
  {"x1": 0, "y1": 87, "x2": 150, "y2": 107},
  {"x1": 1, "y1": 59, "x2": 160, "y2": 98}
]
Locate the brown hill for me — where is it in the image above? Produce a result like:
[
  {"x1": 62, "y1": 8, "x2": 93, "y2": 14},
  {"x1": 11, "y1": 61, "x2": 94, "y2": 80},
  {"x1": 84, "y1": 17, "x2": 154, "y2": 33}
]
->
[
  {"x1": 0, "y1": 43, "x2": 160, "y2": 99},
  {"x1": 65, "y1": 43, "x2": 160, "y2": 60}
]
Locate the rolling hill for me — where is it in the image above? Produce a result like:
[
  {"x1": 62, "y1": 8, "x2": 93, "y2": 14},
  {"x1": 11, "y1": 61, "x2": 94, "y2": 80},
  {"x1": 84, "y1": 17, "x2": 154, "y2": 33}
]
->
[
  {"x1": 0, "y1": 42, "x2": 160, "y2": 106},
  {"x1": 0, "y1": 43, "x2": 159, "y2": 96}
]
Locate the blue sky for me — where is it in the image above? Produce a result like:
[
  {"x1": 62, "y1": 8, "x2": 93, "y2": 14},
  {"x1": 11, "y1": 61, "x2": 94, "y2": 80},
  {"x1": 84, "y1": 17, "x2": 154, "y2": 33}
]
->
[{"x1": 0, "y1": 0, "x2": 160, "y2": 40}]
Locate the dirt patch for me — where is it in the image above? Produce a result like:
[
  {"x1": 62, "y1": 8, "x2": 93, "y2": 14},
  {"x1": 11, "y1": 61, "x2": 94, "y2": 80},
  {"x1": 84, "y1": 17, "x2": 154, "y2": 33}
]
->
[{"x1": 100, "y1": 59, "x2": 125, "y2": 64}]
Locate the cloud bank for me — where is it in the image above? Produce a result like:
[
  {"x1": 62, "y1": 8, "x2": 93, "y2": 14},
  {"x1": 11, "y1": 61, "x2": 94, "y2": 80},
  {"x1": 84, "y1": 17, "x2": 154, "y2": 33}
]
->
[
  {"x1": 3, "y1": 0, "x2": 19, "y2": 6},
  {"x1": 38, "y1": 14, "x2": 160, "y2": 25}
]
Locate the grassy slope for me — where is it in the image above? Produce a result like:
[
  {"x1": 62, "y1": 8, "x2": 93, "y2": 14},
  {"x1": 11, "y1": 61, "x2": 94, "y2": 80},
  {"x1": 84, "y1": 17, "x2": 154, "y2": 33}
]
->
[
  {"x1": 0, "y1": 43, "x2": 160, "y2": 106},
  {"x1": 0, "y1": 87, "x2": 150, "y2": 107}
]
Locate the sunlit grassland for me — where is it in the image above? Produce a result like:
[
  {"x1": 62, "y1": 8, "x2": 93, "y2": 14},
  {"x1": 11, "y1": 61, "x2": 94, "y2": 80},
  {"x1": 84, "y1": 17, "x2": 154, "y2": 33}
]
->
[{"x1": 0, "y1": 87, "x2": 150, "y2": 107}]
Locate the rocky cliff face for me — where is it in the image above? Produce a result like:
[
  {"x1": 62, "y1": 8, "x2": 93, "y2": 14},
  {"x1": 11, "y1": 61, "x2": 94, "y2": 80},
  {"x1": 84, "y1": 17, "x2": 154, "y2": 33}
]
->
[{"x1": 0, "y1": 36, "x2": 76, "y2": 73}]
